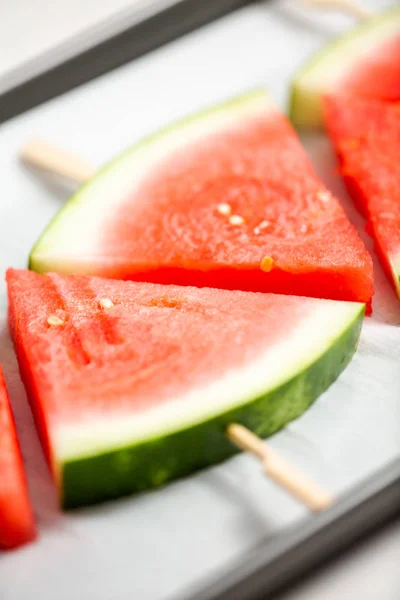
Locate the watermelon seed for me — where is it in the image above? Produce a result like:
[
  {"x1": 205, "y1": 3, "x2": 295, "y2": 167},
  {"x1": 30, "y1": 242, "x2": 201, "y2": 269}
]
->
[
  {"x1": 99, "y1": 298, "x2": 114, "y2": 309},
  {"x1": 300, "y1": 224, "x2": 307, "y2": 233},
  {"x1": 217, "y1": 203, "x2": 232, "y2": 216},
  {"x1": 317, "y1": 191, "x2": 330, "y2": 204},
  {"x1": 254, "y1": 220, "x2": 270, "y2": 235},
  {"x1": 229, "y1": 215, "x2": 244, "y2": 226},
  {"x1": 47, "y1": 315, "x2": 64, "y2": 327},
  {"x1": 259, "y1": 220, "x2": 270, "y2": 229},
  {"x1": 260, "y1": 256, "x2": 274, "y2": 272}
]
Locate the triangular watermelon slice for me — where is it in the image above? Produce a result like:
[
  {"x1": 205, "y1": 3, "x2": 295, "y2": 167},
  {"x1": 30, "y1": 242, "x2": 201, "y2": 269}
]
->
[
  {"x1": 29, "y1": 90, "x2": 373, "y2": 308},
  {"x1": 290, "y1": 6, "x2": 400, "y2": 128},
  {"x1": 324, "y1": 95, "x2": 400, "y2": 298},
  {"x1": 0, "y1": 367, "x2": 36, "y2": 549},
  {"x1": 7, "y1": 269, "x2": 364, "y2": 508}
]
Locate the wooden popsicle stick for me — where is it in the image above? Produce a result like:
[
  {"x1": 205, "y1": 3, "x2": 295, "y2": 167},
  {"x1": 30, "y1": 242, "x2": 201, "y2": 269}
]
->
[
  {"x1": 227, "y1": 424, "x2": 334, "y2": 512},
  {"x1": 19, "y1": 139, "x2": 335, "y2": 512},
  {"x1": 20, "y1": 138, "x2": 95, "y2": 184},
  {"x1": 300, "y1": 0, "x2": 373, "y2": 19}
]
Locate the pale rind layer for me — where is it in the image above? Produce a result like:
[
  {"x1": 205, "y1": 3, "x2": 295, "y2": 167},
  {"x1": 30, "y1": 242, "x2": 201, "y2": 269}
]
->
[
  {"x1": 57, "y1": 301, "x2": 364, "y2": 508},
  {"x1": 289, "y1": 7, "x2": 400, "y2": 129},
  {"x1": 388, "y1": 252, "x2": 400, "y2": 298},
  {"x1": 30, "y1": 90, "x2": 276, "y2": 274}
]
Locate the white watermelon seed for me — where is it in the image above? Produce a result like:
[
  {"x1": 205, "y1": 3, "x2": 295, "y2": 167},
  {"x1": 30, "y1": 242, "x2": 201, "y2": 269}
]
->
[
  {"x1": 317, "y1": 191, "x2": 330, "y2": 203},
  {"x1": 259, "y1": 220, "x2": 270, "y2": 229},
  {"x1": 99, "y1": 298, "x2": 114, "y2": 309},
  {"x1": 229, "y1": 214, "x2": 244, "y2": 226},
  {"x1": 47, "y1": 315, "x2": 64, "y2": 327},
  {"x1": 217, "y1": 203, "x2": 232, "y2": 216}
]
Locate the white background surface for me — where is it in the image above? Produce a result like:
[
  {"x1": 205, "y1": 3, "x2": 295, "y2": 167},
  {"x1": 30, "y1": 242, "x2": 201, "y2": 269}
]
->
[{"x1": 0, "y1": 1, "x2": 399, "y2": 599}]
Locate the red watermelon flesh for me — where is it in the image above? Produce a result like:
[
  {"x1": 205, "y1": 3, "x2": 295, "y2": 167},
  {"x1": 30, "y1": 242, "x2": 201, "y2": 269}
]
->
[
  {"x1": 0, "y1": 368, "x2": 36, "y2": 549},
  {"x1": 324, "y1": 95, "x2": 400, "y2": 298},
  {"x1": 341, "y1": 34, "x2": 400, "y2": 103},
  {"x1": 7, "y1": 269, "x2": 364, "y2": 507},
  {"x1": 30, "y1": 91, "x2": 373, "y2": 309}
]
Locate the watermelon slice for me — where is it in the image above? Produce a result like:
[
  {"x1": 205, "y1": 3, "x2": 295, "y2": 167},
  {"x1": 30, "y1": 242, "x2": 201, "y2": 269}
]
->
[
  {"x1": 290, "y1": 6, "x2": 400, "y2": 129},
  {"x1": 7, "y1": 268, "x2": 364, "y2": 509},
  {"x1": 0, "y1": 367, "x2": 36, "y2": 549},
  {"x1": 29, "y1": 90, "x2": 373, "y2": 308},
  {"x1": 324, "y1": 94, "x2": 400, "y2": 298}
]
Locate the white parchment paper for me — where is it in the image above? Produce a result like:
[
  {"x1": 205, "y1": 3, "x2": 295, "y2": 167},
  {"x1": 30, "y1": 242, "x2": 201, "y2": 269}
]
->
[{"x1": 0, "y1": 1, "x2": 398, "y2": 599}]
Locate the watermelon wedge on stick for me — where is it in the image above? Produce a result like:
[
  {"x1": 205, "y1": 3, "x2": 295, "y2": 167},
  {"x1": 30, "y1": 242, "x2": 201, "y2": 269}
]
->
[
  {"x1": 0, "y1": 367, "x2": 36, "y2": 549},
  {"x1": 7, "y1": 269, "x2": 364, "y2": 509},
  {"x1": 290, "y1": 6, "x2": 400, "y2": 129},
  {"x1": 28, "y1": 90, "x2": 373, "y2": 308},
  {"x1": 324, "y1": 94, "x2": 400, "y2": 298}
]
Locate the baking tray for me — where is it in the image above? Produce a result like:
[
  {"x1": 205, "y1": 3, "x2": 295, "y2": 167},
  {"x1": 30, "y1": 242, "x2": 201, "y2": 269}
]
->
[
  {"x1": 0, "y1": 1, "x2": 399, "y2": 599},
  {"x1": 183, "y1": 458, "x2": 400, "y2": 600},
  {"x1": 0, "y1": 0, "x2": 250, "y2": 125}
]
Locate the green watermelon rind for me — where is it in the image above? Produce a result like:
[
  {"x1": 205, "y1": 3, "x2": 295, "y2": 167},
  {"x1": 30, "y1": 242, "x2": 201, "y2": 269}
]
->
[
  {"x1": 381, "y1": 249, "x2": 400, "y2": 299},
  {"x1": 289, "y1": 6, "x2": 400, "y2": 129},
  {"x1": 29, "y1": 89, "x2": 273, "y2": 274},
  {"x1": 61, "y1": 304, "x2": 364, "y2": 509}
]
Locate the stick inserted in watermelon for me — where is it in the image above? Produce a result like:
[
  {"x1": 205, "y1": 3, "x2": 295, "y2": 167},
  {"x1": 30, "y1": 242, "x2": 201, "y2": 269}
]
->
[
  {"x1": 324, "y1": 94, "x2": 400, "y2": 298},
  {"x1": 7, "y1": 269, "x2": 364, "y2": 509},
  {"x1": 0, "y1": 367, "x2": 36, "y2": 549},
  {"x1": 290, "y1": 6, "x2": 400, "y2": 128},
  {"x1": 27, "y1": 90, "x2": 373, "y2": 308}
]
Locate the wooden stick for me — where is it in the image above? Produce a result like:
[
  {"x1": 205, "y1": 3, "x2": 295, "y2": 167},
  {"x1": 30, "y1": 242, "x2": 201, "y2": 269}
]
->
[
  {"x1": 20, "y1": 138, "x2": 95, "y2": 184},
  {"x1": 19, "y1": 139, "x2": 335, "y2": 511},
  {"x1": 227, "y1": 424, "x2": 334, "y2": 512},
  {"x1": 300, "y1": 0, "x2": 373, "y2": 19}
]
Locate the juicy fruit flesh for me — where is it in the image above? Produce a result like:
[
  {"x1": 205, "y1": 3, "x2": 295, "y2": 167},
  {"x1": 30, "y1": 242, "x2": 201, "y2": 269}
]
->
[
  {"x1": 323, "y1": 95, "x2": 400, "y2": 295},
  {"x1": 100, "y1": 112, "x2": 373, "y2": 305},
  {"x1": 6, "y1": 269, "x2": 332, "y2": 428},
  {"x1": 103, "y1": 115, "x2": 341, "y2": 259},
  {"x1": 0, "y1": 369, "x2": 36, "y2": 549},
  {"x1": 341, "y1": 34, "x2": 400, "y2": 102},
  {"x1": 31, "y1": 93, "x2": 373, "y2": 306}
]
